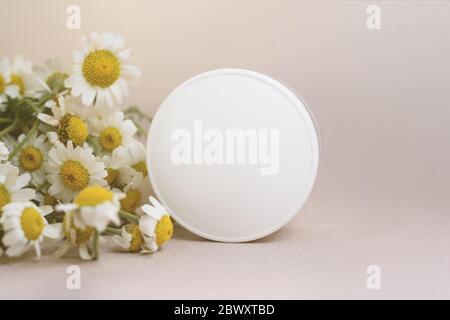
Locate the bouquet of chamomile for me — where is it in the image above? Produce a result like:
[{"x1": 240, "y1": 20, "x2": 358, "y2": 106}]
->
[{"x1": 0, "y1": 32, "x2": 173, "y2": 260}]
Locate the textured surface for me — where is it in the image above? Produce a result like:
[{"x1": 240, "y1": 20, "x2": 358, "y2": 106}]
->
[
  {"x1": 1, "y1": 202, "x2": 450, "y2": 299},
  {"x1": 1, "y1": 0, "x2": 450, "y2": 299}
]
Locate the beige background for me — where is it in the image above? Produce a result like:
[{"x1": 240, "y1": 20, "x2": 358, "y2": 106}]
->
[{"x1": 1, "y1": 0, "x2": 450, "y2": 299}]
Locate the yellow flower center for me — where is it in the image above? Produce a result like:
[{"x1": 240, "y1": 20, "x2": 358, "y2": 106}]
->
[
  {"x1": 155, "y1": 215, "x2": 173, "y2": 247},
  {"x1": 128, "y1": 224, "x2": 143, "y2": 252},
  {"x1": 74, "y1": 186, "x2": 113, "y2": 206},
  {"x1": 60, "y1": 160, "x2": 89, "y2": 191},
  {"x1": 82, "y1": 50, "x2": 120, "y2": 88},
  {"x1": 105, "y1": 168, "x2": 118, "y2": 185},
  {"x1": 0, "y1": 74, "x2": 5, "y2": 94},
  {"x1": 46, "y1": 72, "x2": 69, "y2": 90},
  {"x1": 120, "y1": 189, "x2": 141, "y2": 213},
  {"x1": 99, "y1": 127, "x2": 122, "y2": 152},
  {"x1": 19, "y1": 146, "x2": 43, "y2": 171},
  {"x1": 10, "y1": 74, "x2": 25, "y2": 95},
  {"x1": 58, "y1": 114, "x2": 88, "y2": 146},
  {"x1": 63, "y1": 213, "x2": 93, "y2": 244},
  {"x1": 43, "y1": 194, "x2": 58, "y2": 206},
  {"x1": 132, "y1": 161, "x2": 148, "y2": 177},
  {"x1": 0, "y1": 184, "x2": 11, "y2": 210},
  {"x1": 21, "y1": 207, "x2": 44, "y2": 241}
]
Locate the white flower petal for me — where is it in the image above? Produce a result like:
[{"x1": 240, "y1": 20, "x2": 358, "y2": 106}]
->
[
  {"x1": 82, "y1": 85, "x2": 96, "y2": 106},
  {"x1": 37, "y1": 113, "x2": 58, "y2": 126},
  {"x1": 2, "y1": 229, "x2": 25, "y2": 246},
  {"x1": 40, "y1": 205, "x2": 53, "y2": 216},
  {"x1": 79, "y1": 244, "x2": 92, "y2": 260},
  {"x1": 109, "y1": 83, "x2": 123, "y2": 104},
  {"x1": 6, "y1": 242, "x2": 28, "y2": 257},
  {"x1": 55, "y1": 241, "x2": 70, "y2": 258},
  {"x1": 12, "y1": 173, "x2": 31, "y2": 191},
  {"x1": 71, "y1": 77, "x2": 88, "y2": 97},
  {"x1": 43, "y1": 224, "x2": 62, "y2": 239},
  {"x1": 121, "y1": 65, "x2": 142, "y2": 78},
  {"x1": 73, "y1": 50, "x2": 85, "y2": 64},
  {"x1": 5, "y1": 85, "x2": 19, "y2": 98},
  {"x1": 34, "y1": 242, "x2": 41, "y2": 259},
  {"x1": 11, "y1": 188, "x2": 35, "y2": 202},
  {"x1": 113, "y1": 235, "x2": 130, "y2": 250},
  {"x1": 56, "y1": 203, "x2": 78, "y2": 212},
  {"x1": 118, "y1": 48, "x2": 132, "y2": 61}
]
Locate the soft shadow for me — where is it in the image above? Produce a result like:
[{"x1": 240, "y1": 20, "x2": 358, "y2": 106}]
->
[
  {"x1": 172, "y1": 225, "x2": 210, "y2": 243},
  {"x1": 172, "y1": 223, "x2": 300, "y2": 244},
  {"x1": 0, "y1": 245, "x2": 93, "y2": 265},
  {"x1": 242, "y1": 227, "x2": 296, "y2": 244}
]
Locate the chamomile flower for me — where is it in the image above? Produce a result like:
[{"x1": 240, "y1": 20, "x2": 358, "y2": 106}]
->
[
  {"x1": 34, "y1": 57, "x2": 69, "y2": 92},
  {"x1": 1, "y1": 202, "x2": 61, "y2": 258},
  {"x1": 89, "y1": 141, "x2": 150, "y2": 212},
  {"x1": 56, "y1": 185, "x2": 123, "y2": 232},
  {"x1": 101, "y1": 149, "x2": 129, "y2": 186},
  {"x1": 90, "y1": 111, "x2": 137, "y2": 152},
  {"x1": 113, "y1": 223, "x2": 146, "y2": 253},
  {"x1": 115, "y1": 140, "x2": 148, "y2": 189},
  {"x1": 119, "y1": 185, "x2": 146, "y2": 213},
  {"x1": 0, "y1": 58, "x2": 20, "y2": 107},
  {"x1": 38, "y1": 95, "x2": 90, "y2": 146},
  {"x1": 35, "y1": 191, "x2": 58, "y2": 208},
  {"x1": 65, "y1": 32, "x2": 141, "y2": 107},
  {"x1": 0, "y1": 141, "x2": 10, "y2": 162},
  {"x1": 138, "y1": 196, "x2": 173, "y2": 252},
  {"x1": 123, "y1": 140, "x2": 147, "y2": 176},
  {"x1": 8, "y1": 132, "x2": 51, "y2": 186},
  {"x1": 46, "y1": 141, "x2": 107, "y2": 202},
  {"x1": 113, "y1": 197, "x2": 173, "y2": 253},
  {"x1": 8, "y1": 55, "x2": 39, "y2": 98},
  {"x1": 0, "y1": 164, "x2": 35, "y2": 213},
  {"x1": 118, "y1": 170, "x2": 153, "y2": 214},
  {"x1": 55, "y1": 210, "x2": 95, "y2": 260},
  {"x1": 104, "y1": 141, "x2": 151, "y2": 210}
]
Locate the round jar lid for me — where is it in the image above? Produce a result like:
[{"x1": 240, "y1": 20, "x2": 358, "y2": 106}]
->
[{"x1": 147, "y1": 69, "x2": 319, "y2": 242}]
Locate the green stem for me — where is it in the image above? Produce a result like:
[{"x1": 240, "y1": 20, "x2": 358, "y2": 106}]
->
[
  {"x1": 119, "y1": 210, "x2": 139, "y2": 224},
  {"x1": 0, "y1": 118, "x2": 13, "y2": 124},
  {"x1": 37, "y1": 91, "x2": 60, "y2": 110},
  {"x1": 104, "y1": 226, "x2": 122, "y2": 236},
  {"x1": 125, "y1": 106, "x2": 153, "y2": 122},
  {"x1": 0, "y1": 119, "x2": 18, "y2": 138},
  {"x1": 86, "y1": 135, "x2": 102, "y2": 155},
  {"x1": 93, "y1": 230, "x2": 100, "y2": 260},
  {"x1": 7, "y1": 120, "x2": 39, "y2": 161},
  {"x1": 132, "y1": 120, "x2": 146, "y2": 136},
  {"x1": 45, "y1": 213, "x2": 64, "y2": 224},
  {"x1": 36, "y1": 182, "x2": 50, "y2": 192},
  {"x1": 23, "y1": 99, "x2": 41, "y2": 114}
]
